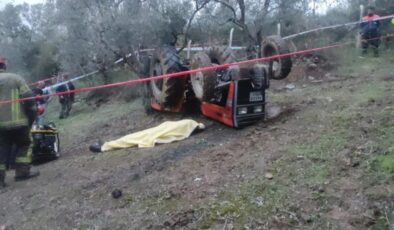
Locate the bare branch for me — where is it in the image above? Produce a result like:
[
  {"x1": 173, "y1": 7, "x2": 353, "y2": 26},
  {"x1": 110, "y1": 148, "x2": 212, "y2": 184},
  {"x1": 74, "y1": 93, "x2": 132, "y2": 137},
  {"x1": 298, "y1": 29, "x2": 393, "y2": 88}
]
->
[
  {"x1": 213, "y1": 0, "x2": 237, "y2": 20},
  {"x1": 178, "y1": 0, "x2": 210, "y2": 53},
  {"x1": 236, "y1": 0, "x2": 245, "y2": 24}
]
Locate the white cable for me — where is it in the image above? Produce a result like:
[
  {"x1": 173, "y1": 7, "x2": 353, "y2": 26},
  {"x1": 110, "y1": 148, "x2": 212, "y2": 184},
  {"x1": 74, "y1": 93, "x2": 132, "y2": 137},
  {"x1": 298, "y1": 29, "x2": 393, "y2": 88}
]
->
[
  {"x1": 283, "y1": 14, "x2": 394, "y2": 40},
  {"x1": 43, "y1": 14, "x2": 394, "y2": 91}
]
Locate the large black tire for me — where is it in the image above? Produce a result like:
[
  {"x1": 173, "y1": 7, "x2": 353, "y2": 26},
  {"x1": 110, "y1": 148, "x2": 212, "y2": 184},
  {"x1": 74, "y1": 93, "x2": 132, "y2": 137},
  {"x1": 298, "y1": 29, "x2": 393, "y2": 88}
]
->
[
  {"x1": 262, "y1": 35, "x2": 292, "y2": 80},
  {"x1": 150, "y1": 46, "x2": 186, "y2": 107},
  {"x1": 54, "y1": 133, "x2": 60, "y2": 159},
  {"x1": 208, "y1": 46, "x2": 240, "y2": 82},
  {"x1": 139, "y1": 55, "x2": 153, "y2": 114},
  {"x1": 208, "y1": 46, "x2": 236, "y2": 65},
  {"x1": 252, "y1": 64, "x2": 268, "y2": 90},
  {"x1": 190, "y1": 52, "x2": 216, "y2": 102}
]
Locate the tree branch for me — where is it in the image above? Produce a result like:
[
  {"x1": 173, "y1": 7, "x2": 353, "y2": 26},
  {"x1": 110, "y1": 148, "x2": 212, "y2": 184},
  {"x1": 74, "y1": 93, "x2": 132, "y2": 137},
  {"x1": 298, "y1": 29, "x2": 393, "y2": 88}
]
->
[
  {"x1": 213, "y1": 0, "x2": 237, "y2": 19},
  {"x1": 178, "y1": 0, "x2": 210, "y2": 53}
]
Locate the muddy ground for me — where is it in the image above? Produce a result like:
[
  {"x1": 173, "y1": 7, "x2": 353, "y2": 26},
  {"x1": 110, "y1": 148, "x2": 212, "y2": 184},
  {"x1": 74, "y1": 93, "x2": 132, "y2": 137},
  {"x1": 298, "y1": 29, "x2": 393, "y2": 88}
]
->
[{"x1": 1, "y1": 51, "x2": 394, "y2": 230}]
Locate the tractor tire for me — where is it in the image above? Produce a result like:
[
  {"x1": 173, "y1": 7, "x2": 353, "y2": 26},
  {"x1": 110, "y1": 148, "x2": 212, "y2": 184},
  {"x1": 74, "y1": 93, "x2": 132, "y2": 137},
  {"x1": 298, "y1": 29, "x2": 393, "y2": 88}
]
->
[
  {"x1": 191, "y1": 52, "x2": 216, "y2": 102},
  {"x1": 262, "y1": 35, "x2": 292, "y2": 80},
  {"x1": 139, "y1": 55, "x2": 154, "y2": 114},
  {"x1": 251, "y1": 64, "x2": 268, "y2": 90},
  {"x1": 208, "y1": 46, "x2": 236, "y2": 65},
  {"x1": 208, "y1": 46, "x2": 240, "y2": 82},
  {"x1": 53, "y1": 133, "x2": 60, "y2": 159},
  {"x1": 150, "y1": 46, "x2": 186, "y2": 107}
]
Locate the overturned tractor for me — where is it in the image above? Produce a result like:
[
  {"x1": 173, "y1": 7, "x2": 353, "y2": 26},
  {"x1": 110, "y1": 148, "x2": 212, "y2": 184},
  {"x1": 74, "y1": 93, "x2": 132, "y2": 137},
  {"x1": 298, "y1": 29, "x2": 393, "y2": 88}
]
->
[{"x1": 141, "y1": 35, "x2": 292, "y2": 128}]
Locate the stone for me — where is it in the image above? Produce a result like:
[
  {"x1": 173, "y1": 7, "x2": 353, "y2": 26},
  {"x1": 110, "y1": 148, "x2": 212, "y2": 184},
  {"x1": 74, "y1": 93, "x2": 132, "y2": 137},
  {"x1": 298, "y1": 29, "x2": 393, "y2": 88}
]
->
[
  {"x1": 285, "y1": 84, "x2": 296, "y2": 90},
  {"x1": 265, "y1": 173, "x2": 273, "y2": 180},
  {"x1": 111, "y1": 189, "x2": 122, "y2": 199}
]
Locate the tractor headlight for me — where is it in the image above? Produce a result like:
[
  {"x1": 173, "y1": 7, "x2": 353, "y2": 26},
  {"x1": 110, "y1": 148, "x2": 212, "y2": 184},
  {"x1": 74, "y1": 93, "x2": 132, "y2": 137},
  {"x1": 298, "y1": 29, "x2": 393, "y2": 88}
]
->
[
  {"x1": 254, "y1": 105, "x2": 263, "y2": 113},
  {"x1": 238, "y1": 107, "x2": 248, "y2": 115}
]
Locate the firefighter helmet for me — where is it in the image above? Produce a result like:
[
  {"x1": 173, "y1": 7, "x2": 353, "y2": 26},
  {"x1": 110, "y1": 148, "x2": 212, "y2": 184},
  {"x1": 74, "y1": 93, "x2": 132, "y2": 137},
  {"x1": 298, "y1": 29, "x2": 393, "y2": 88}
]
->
[{"x1": 37, "y1": 105, "x2": 45, "y2": 115}]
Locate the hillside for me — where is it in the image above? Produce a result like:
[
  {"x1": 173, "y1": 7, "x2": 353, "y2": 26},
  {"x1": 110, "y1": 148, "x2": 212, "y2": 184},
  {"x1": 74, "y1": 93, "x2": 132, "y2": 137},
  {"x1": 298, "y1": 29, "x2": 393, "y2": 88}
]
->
[{"x1": 0, "y1": 49, "x2": 393, "y2": 229}]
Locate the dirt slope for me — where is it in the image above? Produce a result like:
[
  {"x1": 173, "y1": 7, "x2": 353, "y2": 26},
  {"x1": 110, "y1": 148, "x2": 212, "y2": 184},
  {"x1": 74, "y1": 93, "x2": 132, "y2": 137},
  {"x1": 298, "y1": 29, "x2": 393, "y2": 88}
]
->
[{"x1": 1, "y1": 51, "x2": 394, "y2": 230}]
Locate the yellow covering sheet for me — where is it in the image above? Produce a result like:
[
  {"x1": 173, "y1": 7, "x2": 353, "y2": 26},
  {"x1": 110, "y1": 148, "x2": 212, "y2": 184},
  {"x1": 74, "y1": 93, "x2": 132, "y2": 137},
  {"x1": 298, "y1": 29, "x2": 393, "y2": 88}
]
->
[{"x1": 101, "y1": 119, "x2": 204, "y2": 152}]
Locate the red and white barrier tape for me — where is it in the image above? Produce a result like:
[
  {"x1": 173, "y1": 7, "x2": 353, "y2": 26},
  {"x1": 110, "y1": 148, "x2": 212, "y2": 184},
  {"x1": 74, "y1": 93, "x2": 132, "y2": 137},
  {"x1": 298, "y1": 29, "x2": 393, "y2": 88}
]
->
[
  {"x1": 2, "y1": 34, "x2": 393, "y2": 105},
  {"x1": 29, "y1": 76, "x2": 57, "y2": 86},
  {"x1": 284, "y1": 14, "x2": 394, "y2": 40},
  {"x1": 27, "y1": 13, "x2": 394, "y2": 88}
]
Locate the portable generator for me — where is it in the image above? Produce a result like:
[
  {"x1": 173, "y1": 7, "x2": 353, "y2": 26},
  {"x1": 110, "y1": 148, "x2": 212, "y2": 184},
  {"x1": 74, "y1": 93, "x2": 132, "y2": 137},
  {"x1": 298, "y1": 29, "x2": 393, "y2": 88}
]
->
[
  {"x1": 31, "y1": 122, "x2": 60, "y2": 162},
  {"x1": 5, "y1": 123, "x2": 60, "y2": 169}
]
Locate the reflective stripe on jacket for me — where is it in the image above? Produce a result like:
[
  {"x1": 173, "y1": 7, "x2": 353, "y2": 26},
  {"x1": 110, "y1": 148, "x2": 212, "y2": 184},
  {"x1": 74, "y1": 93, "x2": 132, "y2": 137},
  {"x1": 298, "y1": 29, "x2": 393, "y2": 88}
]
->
[
  {"x1": 361, "y1": 14, "x2": 381, "y2": 34},
  {"x1": 0, "y1": 72, "x2": 32, "y2": 128}
]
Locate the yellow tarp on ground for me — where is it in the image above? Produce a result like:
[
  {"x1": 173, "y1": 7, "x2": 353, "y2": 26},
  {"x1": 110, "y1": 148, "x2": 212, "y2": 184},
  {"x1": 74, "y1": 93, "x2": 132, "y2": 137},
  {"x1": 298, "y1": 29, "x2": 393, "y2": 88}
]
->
[{"x1": 101, "y1": 119, "x2": 204, "y2": 152}]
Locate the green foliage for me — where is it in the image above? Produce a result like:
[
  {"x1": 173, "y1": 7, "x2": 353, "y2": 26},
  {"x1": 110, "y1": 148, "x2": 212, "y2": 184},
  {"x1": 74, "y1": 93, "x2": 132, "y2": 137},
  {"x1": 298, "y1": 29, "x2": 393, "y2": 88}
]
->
[
  {"x1": 291, "y1": 132, "x2": 347, "y2": 161},
  {"x1": 376, "y1": 154, "x2": 394, "y2": 174},
  {"x1": 24, "y1": 42, "x2": 59, "y2": 81},
  {"x1": 371, "y1": 121, "x2": 394, "y2": 175},
  {"x1": 1, "y1": 0, "x2": 393, "y2": 86}
]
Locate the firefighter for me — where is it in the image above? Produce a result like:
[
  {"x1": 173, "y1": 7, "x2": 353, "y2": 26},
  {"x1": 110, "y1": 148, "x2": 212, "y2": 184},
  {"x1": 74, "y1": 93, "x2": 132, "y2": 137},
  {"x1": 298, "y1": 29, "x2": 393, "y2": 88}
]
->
[
  {"x1": 0, "y1": 57, "x2": 40, "y2": 188},
  {"x1": 360, "y1": 6, "x2": 381, "y2": 57},
  {"x1": 56, "y1": 75, "x2": 75, "y2": 119}
]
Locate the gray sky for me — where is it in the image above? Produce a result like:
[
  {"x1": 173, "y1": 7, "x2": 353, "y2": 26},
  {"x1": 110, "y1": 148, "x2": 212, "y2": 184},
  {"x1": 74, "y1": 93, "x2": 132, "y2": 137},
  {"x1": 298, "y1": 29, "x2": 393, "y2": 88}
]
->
[{"x1": 0, "y1": 0, "x2": 44, "y2": 8}]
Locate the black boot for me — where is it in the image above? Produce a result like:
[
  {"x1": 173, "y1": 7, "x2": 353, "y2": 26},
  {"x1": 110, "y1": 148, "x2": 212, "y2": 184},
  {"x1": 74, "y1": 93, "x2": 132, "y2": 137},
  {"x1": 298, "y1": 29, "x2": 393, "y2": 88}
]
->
[
  {"x1": 0, "y1": 170, "x2": 6, "y2": 189},
  {"x1": 361, "y1": 49, "x2": 368, "y2": 57},
  {"x1": 89, "y1": 141, "x2": 103, "y2": 153},
  {"x1": 373, "y1": 48, "x2": 379, "y2": 57},
  {"x1": 15, "y1": 164, "x2": 40, "y2": 181}
]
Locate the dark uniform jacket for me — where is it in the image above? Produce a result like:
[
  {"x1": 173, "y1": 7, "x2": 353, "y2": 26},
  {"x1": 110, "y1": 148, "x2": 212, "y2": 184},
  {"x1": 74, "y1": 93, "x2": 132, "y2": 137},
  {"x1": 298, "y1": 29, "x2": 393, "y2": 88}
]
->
[
  {"x1": 0, "y1": 72, "x2": 37, "y2": 129},
  {"x1": 361, "y1": 14, "x2": 381, "y2": 36},
  {"x1": 56, "y1": 81, "x2": 75, "y2": 103}
]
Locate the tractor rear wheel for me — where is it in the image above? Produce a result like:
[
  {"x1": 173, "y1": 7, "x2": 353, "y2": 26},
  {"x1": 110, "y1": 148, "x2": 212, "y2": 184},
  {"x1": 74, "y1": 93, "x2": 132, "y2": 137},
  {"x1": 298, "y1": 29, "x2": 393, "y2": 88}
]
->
[
  {"x1": 191, "y1": 52, "x2": 216, "y2": 102},
  {"x1": 262, "y1": 35, "x2": 292, "y2": 80},
  {"x1": 139, "y1": 55, "x2": 153, "y2": 114},
  {"x1": 208, "y1": 46, "x2": 236, "y2": 65},
  {"x1": 150, "y1": 46, "x2": 186, "y2": 107}
]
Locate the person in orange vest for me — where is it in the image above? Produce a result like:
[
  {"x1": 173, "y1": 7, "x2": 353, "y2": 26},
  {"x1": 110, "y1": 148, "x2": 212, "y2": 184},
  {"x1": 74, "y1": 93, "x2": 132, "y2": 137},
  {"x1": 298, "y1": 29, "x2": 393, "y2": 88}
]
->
[
  {"x1": 0, "y1": 57, "x2": 40, "y2": 188},
  {"x1": 32, "y1": 81, "x2": 48, "y2": 126},
  {"x1": 360, "y1": 6, "x2": 381, "y2": 57}
]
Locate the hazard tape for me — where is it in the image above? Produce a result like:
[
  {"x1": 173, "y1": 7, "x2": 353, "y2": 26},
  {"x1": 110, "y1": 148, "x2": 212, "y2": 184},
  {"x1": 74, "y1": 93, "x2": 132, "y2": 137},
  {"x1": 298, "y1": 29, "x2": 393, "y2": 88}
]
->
[
  {"x1": 27, "y1": 13, "x2": 394, "y2": 88},
  {"x1": 45, "y1": 70, "x2": 99, "y2": 91},
  {"x1": 2, "y1": 33, "x2": 392, "y2": 105},
  {"x1": 284, "y1": 14, "x2": 394, "y2": 40},
  {"x1": 29, "y1": 76, "x2": 57, "y2": 86}
]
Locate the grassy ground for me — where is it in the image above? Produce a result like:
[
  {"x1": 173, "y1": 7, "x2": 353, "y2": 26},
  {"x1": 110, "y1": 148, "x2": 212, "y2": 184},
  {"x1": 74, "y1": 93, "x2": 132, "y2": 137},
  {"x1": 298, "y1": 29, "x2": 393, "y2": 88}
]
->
[
  {"x1": 61, "y1": 48, "x2": 394, "y2": 229},
  {"x1": 189, "y1": 49, "x2": 394, "y2": 229},
  {"x1": 1, "y1": 47, "x2": 393, "y2": 229}
]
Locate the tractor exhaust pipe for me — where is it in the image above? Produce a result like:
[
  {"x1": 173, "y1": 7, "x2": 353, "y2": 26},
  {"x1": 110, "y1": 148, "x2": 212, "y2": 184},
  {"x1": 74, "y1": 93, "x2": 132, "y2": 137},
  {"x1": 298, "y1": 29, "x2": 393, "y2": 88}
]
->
[
  {"x1": 229, "y1": 28, "x2": 234, "y2": 48},
  {"x1": 187, "y1": 40, "x2": 192, "y2": 59}
]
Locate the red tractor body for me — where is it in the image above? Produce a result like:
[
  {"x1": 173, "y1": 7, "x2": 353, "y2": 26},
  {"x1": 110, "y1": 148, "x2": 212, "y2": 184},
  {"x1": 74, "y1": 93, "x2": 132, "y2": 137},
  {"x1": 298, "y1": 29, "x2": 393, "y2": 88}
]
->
[{"x1": 143, "y1": 36, "x2": 292, "y2": 128}]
